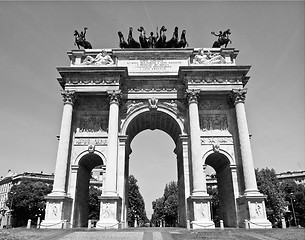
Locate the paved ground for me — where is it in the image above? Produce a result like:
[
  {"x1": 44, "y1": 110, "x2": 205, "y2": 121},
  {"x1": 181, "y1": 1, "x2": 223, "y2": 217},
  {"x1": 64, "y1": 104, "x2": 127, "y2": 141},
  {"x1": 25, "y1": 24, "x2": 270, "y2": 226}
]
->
[{"x1": 1, "y1": 227, "x2": 304, "y2": 240}]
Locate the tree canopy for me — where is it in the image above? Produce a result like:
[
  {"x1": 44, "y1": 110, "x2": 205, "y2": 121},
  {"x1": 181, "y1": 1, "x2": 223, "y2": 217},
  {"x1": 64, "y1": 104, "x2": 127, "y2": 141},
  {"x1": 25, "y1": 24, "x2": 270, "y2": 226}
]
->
[
  {"x1": 255, "y1": 168, "x2": 287, "y2": 227},
  {"x1": 7, "y1": 180, "x2": 52, "y2": 227},
  {"x1": 152, "y1": 181, "x2": 178, "y2": 227},
  {"x1": 127, "y1": 175, "x2": 148, "y2": 226}
]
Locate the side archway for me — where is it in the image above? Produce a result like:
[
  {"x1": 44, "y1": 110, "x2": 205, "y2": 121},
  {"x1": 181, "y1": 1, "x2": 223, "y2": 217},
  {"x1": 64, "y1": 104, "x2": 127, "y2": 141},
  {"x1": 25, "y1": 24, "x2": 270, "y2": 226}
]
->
[
  {"x1": 204, "y1": 151, "x2": 238, "y2": 227},
  {"x1": 73, "y1": 152, "x2": 105, "y2": 227}
]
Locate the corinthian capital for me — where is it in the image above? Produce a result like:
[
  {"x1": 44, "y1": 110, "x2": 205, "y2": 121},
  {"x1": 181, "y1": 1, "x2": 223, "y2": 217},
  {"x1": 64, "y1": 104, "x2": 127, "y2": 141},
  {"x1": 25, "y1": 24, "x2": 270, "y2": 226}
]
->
[
  {"x1": 186, "y1": 89, "x2": 200, "y2": 104},
  {"x1": 231, "y1": 88, "x2": 247, "y2": 104},
  {"x1": 61, "y1": 90, "x2": 77, "y2": 105},
  {"x1": 108, "y1": 90, "x2": 122, "y2": 104}
]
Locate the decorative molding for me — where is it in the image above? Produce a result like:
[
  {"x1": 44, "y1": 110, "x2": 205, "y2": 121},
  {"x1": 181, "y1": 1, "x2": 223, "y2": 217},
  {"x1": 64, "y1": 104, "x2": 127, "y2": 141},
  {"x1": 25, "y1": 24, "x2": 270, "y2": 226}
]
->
[
  {"x1": 108, "y1": 90, "x2": 121, "y2": 104},
  {"x1": 61, "y1": 90, "x2": 76, "y2": 105},
  {"x1": 230, "y1": 88, "x2": 247, "y2": 104},
  {"x1": 148, "y1": 97, "x2": 158, "y2": 110},
  {"x1": 74, "y1": 138, "x2": 107, "y2": 146},
  {"x1": 186, "y1": 89, "x2": 200, "y2": 104},
  {"x1": 128, "y1": 87, "x2": 177, "y2": 93},
  {"x1": 66, "y1": 76, "x2": 120, "y2": 85},
  {"x1": 185, "y1": 75, "x2": 242, "y2": 85},
  {"x1": 124, "y1": 100, "x2": 145, "y2": 115}
]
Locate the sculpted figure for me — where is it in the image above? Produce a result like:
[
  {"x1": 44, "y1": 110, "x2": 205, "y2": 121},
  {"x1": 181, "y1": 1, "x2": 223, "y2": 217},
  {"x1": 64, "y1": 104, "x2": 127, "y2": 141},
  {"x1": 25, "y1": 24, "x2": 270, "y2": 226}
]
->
[
  {"x1": 193, "y1": 49, "x2": 226, "y2": 64},
  {"x1": 82, "y1": 49, "x2": 114, "y2": 65},
  {"x1": 74, "y1": 27, "x2": 92, "y2": 49},
  {"x1": 211, "y1": 29, "x2": 232, "y2": 48}
]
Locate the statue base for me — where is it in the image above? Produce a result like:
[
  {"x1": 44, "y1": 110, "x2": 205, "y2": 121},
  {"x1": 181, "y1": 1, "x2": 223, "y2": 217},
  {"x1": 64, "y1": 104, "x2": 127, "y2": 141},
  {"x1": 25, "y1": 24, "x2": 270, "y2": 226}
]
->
[
  {"x1": 41, "y1": 194, "x2": 72, "y2": 229},
  {"x1": 188, "y1": 195, "x2": 215, "y2": 229},
  {"x1": 96, "y1": 195, "x2": 122, "y2": 229},
  {"x1": 237, "y1": 195, "x2": 272, "y2": 229}
]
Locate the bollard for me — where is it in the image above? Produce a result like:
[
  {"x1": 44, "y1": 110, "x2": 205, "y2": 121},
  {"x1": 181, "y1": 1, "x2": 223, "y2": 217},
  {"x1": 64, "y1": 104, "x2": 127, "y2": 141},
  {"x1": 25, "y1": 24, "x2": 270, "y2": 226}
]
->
[
  {"x1": 186, "y1": 220, "x2": 191, "y2": 230},
  {"x1": 245, "y1": 220, "x2": 249, "y2": 229},
  {"x1": 281, "y1": 218, "x2": 286, "y2": 229},
  {"x1": 63, "y1": 220, "x2": 67, "y2": 229},
  {"x1": 27, "y1": 219, "x2": 31, "y2": 229},
  {"x1": 220, "y1": 220, "x2": 224, "y2": 229},
  {"x1": 37, "y1": 216, "x2": 41, "y2": 229},
  {"x1": 88, "y1": 219, "x2": 92, "y2": 229}
]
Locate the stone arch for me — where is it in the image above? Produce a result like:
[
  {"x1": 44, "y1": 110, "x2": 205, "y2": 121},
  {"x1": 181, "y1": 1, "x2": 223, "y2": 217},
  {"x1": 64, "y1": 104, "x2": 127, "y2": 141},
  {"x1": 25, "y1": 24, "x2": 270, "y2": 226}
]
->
[
  {"x1": 74, "y1": 149, "x2": 107, "y2": 166},
  {"x1": 121, "y1": 106, "x2": 186, "y2": 139},
  {"x1": 73, "y1": 152, "x2": 105, "y2": 227},
  {"x1": 121, "y1": 106, "x2": 188, "y2": 227},
  {"x1": 203, "y1": 151, "x2": 238, "y2": 227}
]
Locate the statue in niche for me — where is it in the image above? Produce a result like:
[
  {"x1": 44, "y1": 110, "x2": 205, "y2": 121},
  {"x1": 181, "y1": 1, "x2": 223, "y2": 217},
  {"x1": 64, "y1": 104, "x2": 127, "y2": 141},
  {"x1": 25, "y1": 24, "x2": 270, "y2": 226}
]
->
[
  {"x1": 82, "y1": 49, "x2": 114, "y2": 65},
  {"x1": 211, "y1": 29, "x2": 232, "y2": 48},
  {"x1": 193, "y1": 48, "x2": 226, "y2": 64},
  {"x1": 74, "y1": 27, "x2": 92, "y2": 49}
]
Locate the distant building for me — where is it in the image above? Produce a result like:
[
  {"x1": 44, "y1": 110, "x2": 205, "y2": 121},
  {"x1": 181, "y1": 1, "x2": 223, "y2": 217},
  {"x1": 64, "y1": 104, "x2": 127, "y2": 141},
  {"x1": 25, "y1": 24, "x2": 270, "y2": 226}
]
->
[
  {"x1": 0, "y1": 168, "x2": 104, "y2": 211},
  {"x1": 277, "y1": 170, "x2": 305, "y2": 185}
]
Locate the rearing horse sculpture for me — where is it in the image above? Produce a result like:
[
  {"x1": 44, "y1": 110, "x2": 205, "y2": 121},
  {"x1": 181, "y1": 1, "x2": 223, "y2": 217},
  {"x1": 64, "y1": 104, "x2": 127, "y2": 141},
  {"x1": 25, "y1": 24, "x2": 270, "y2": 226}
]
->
[
  {"x1": 155, "y1": 26, "x2": 167, "y2": 48},
  {"x1": 74, "y1": 27, "x2": 92, "y2": 49},
  {"x1": 138, "y1": 26, "x2": 149, "y2": 48},
  {"x1": 166, "y1": 26, "x2": 179, "y2": 48},
  {"x1": 211, "y1": 29, "x2": 232, "y2": 48},
  {"x1": 127, "y1": 27, "x2": 141, "y2": 48},
  {"x1": 176, "y1": 30, "x2": 188, "y2": 48}
]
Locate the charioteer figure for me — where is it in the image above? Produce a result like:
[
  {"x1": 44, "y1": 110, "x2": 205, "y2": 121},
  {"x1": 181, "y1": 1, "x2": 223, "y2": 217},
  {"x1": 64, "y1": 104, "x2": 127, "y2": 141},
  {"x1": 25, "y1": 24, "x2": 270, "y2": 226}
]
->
[{"x1": 211, "y1": 29, "x2": 232, "y2": 48}]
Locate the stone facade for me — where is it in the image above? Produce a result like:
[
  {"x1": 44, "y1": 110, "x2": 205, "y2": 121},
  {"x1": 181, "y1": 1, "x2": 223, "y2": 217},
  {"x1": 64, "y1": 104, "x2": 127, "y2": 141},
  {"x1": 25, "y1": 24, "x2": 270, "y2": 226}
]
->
[{"x1": 43, "y1": 48, "x2": 271, "y2": 229}]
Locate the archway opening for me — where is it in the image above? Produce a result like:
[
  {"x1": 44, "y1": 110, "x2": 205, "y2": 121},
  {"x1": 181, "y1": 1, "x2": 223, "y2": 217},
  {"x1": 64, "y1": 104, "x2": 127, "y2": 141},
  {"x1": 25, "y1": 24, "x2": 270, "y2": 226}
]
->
[
  {"x1": 73, "y1": 153, "x2": 104, "y2": 227},
  {"x1": 125, "y1": 110, "x2": 186, "y2": 227},
  {"x1": 205, "y1": 152, "x2": 237, "y2": 227}
]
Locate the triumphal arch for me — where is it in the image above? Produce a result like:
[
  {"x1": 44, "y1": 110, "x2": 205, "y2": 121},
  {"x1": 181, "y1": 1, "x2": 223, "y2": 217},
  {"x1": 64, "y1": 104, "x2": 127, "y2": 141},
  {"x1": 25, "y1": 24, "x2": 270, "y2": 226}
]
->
[{"x1": 42, "y1": 43, "x2": 272, "y2": 229}]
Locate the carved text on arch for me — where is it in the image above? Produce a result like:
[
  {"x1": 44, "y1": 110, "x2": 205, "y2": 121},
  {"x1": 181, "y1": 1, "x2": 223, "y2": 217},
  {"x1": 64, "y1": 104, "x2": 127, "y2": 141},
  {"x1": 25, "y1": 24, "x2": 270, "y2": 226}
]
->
[{"x1": 199, "y1": 114, "x2": 228, "y2": 131}]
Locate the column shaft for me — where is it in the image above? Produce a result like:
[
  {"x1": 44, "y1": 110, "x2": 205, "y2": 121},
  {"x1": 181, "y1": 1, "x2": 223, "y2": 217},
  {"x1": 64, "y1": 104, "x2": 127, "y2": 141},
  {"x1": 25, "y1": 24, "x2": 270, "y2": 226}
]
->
[
  {"x1": 104, "y1": 91, "x2": 120, "y2": 195},
  {"x1": 233, "y1": 89, "x2": 259, "y2": 195},
  {"x1": 52, "y1": 91, "x2": 75, "y2": 195},
  {"x1": 187, "y1": 90, "x2": 207, "y2": 196}
]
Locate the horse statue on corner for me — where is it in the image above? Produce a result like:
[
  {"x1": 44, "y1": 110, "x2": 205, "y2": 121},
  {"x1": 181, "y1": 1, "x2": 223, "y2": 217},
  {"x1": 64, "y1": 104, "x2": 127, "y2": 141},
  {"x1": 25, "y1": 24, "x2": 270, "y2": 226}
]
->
[
  {"x1": 211, "y1": 29, "x2": 232, "y2": 48},
  {"x1": 74, "y1": 27, "x2": 92, "y2": 49}
]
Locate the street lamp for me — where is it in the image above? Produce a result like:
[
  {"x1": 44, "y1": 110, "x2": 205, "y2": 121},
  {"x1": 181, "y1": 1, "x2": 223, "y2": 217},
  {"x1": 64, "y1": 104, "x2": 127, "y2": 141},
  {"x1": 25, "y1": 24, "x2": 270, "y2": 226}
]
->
[{"x1": 289, "y1": 193, "x2": 297, "y2": 227}]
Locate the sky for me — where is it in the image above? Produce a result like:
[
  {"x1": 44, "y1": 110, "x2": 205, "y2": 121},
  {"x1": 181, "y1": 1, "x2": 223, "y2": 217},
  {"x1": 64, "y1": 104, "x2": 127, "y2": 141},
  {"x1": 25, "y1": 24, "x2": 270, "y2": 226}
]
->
[{"x1": 0, "y1": 1, "x2": 304, "y2": 217}]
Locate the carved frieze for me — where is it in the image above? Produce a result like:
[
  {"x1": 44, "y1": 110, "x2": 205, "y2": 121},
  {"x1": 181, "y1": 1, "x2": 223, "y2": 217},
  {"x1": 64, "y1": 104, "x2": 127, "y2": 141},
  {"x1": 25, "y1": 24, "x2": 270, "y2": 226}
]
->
[
  {"x1": 199, "y1": 114, "x2": 228, "y2": 131},
  {"x1": 78, "y1": 114, "x2": 108, "y2": 133},
  {"x1": 128, "y1": 87, "x2": 177, "y2": 93},
  {"x1": 66, "y1": 76, "x2": 120, "y2": 85},
  {"x1": 74, "y1": 138, "x2": 107, "y2": 146},
  {"x1": 199, "y1": 99, "x2": 228, "y2": 110}
]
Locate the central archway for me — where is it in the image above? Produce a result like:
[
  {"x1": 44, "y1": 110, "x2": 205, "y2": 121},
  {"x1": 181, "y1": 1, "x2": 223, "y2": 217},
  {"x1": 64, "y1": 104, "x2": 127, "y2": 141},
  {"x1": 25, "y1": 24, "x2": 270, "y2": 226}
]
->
[{"x1": 122, "y1": 108, "x2": 188, "y2": 227}]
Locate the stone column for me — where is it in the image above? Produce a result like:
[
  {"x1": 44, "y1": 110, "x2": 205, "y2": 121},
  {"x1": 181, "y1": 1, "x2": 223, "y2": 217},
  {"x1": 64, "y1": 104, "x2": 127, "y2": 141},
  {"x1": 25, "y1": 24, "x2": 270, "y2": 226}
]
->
[
  {"x1": 52, "y1": 90, "x2": 76, "y2": 195},
  {"x1": 104, "y1": 90, "x2": 121, "y2": 196},
  {"x1": 231, "y1": 89, "x2": 259, "y2": 195},
  {"x1": 186, "y1": 89, "x2": 207, "y2": 196}
]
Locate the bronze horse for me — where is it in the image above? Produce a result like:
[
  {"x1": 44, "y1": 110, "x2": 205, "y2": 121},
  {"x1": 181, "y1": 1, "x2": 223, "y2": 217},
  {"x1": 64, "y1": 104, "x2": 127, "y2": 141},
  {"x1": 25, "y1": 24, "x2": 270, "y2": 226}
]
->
[
  {"x1": 211, "y1": 29, "x2": 232, "y2": 48},
  {"x1": 118, "y1": 27, "x2": 140, "y2": 48},
  {"x1": 74, "y1": 28, "x2": 92, "y2": 49},
  {"x1": 176, "y1": 30, "x2": 188, "y2": 48},
  {"x1": 155, "y1": 26, "x2": 167, "y2": 48},
  {"x1": 138, "y1": 26, "x2": 149, "y2": 48}
]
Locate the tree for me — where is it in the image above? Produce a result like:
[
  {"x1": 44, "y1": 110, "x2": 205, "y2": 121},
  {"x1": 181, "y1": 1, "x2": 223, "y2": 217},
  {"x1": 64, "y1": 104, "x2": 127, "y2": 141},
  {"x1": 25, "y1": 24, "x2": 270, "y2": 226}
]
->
[
  {"x1": 255, "y1": 168, "x2": 287, "y2": 227},
  {"x1": 88, "y1": 186, "x2": 102, "y2": 220},
  {"x1": 127, "y1": 175, "x2": 148, "y2": 226},
  {"x1": 6, "y1": 180, "x2": 52, "y2": 227},
  {"x1": 280, "y1": 179, "x2": 305, "y2": 227},
  {"x1": 152, "y1": 181, "x2": 178, "y2": 227}
]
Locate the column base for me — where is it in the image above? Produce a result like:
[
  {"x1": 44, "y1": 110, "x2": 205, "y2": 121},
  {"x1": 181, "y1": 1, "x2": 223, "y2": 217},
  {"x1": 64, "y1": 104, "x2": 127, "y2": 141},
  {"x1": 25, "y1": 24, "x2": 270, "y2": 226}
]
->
[
  {"x1": 237, "y1": 195, "x2": 272, "y2": 229},
  {"x1": 188, "y1": 195, "x2": 215, "y2": 229},
  {"x1": 40, "y1": 195, "x2": 72, "y2": 229},
  {"x1": 96, "y1": 195, "x2": 122, "y2": 229}
]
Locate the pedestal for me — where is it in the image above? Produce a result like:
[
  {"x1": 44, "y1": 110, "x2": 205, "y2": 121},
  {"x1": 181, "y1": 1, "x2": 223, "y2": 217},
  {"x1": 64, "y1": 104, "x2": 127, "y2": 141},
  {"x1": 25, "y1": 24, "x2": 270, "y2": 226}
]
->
[
  {"x1": 188, "y1": 196, "x2": 215, "y2": 229},
  {"x1": 96, "y1": 195, "x2": 122, "y2": 229},
  {"x1": 237, "y1": 195, "x2": 272, "y2": 229},
  {"x1": 41, "y1": 195, "x2": 72, "y2": 229}
]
